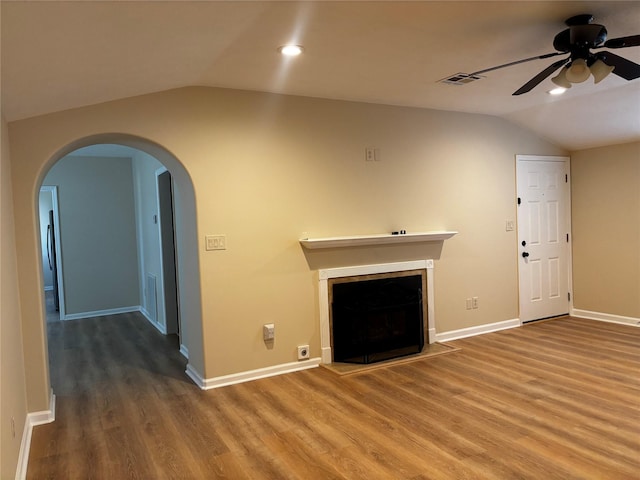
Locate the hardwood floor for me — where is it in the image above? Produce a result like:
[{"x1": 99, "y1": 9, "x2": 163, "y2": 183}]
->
[{"x1": 29, "y1": 313, "x2": 639, "y2": 479}]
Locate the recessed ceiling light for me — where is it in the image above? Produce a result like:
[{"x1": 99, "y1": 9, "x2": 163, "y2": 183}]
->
[
  {"x1": 548, "y1": 87, "x2": 567, "y2": 95},
  {"x1": 278, "y1": 45, "x2": 304, "y2": 57}
]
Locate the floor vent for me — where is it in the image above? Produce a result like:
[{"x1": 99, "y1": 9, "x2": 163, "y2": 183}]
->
[{"x1": 439, "y1": 73, "x2": 484, "y2": 85}]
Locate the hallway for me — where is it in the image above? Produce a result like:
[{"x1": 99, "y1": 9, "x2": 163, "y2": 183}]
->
[{"x1": 44, "y1": 290, "x2": 60, "y2": 323}]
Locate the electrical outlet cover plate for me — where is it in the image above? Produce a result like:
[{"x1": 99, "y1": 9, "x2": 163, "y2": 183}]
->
[{"x1": 297, "y1": 345, "x2": 310, "y2": 360}]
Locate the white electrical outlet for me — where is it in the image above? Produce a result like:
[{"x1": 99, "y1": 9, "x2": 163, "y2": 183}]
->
[
  {"x1": 365, "y1": 147, "x2": 375, "y2": 162},
  {"x1": 472, "y1": 297, "x2": 479, "y2": 309},
  {"x1": 506, "y1": 220, "x2": 515, "y2": 231},
  {"x1": 466, "y1": 298, "x2": 473, "y2": 310},
  {"x1": 297, "y1": 345, "x2": 310, "y2": 360},
  {"x1": 365, "y1": 147, "x2": 381, "y2": 162}
]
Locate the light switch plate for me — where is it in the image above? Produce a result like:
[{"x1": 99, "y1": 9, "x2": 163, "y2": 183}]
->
[
  {"x1": 263, "y1": 323, "x2": 275, "y2": 341},
  {"x1": 205, "y1": 235, "x2": 226, "y2": 251}
]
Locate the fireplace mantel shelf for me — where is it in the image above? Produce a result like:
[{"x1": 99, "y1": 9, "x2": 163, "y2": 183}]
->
[{"x1": 299, "y1": 231, "x2": 458, "y2": 249}]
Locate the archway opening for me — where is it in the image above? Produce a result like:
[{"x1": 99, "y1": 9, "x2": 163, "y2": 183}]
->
[{"x1": 36, "y1": 134, "x2": 204, "y2": 391}]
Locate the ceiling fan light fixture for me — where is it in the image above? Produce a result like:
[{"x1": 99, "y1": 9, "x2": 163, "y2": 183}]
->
[
  {"x1": 565, "y1": 58, "x2": 591, "y2": 83},
  {"x1": 548, "y1": 87, "x2": 568, "y2": 95},
  {"x1": 590, "y1": 59, "x2": 614, "y2": 83},
  {"x1": 551, "y1": 67, "x2": 572, "y2": 88}
]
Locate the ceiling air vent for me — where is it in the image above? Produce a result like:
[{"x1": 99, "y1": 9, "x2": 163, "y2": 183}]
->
[{"x1": 439, "y1": 73, "x2": 484, "y2": 85}]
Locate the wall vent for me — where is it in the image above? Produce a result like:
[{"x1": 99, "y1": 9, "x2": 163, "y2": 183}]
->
[
  {"x1": 439, "y1": 73, "x2": 484, "y2": 85},
  {"x1": 146, "y1": 273, "x2": 157, "y2": 322}
]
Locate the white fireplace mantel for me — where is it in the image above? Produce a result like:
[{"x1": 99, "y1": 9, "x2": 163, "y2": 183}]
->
[{"x1": 300, "y1": 231, "x2": 457, "y2": 250}]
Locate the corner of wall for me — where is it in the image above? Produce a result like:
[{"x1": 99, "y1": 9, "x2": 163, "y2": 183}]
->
[
  {"x1": 15, "y1": 391, "x2": 56, "y2": 480},
  {"x1": 1, "y1": 113, "x2": 30, "y2": 480}
]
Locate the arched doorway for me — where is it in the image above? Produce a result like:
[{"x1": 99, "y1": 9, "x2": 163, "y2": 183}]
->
[{"x1": 36, "y1": 134, "x2": 204, "y2": 393}]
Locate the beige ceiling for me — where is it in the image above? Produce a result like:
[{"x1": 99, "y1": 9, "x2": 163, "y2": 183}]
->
[{"x1": 2, "y1": 1, "x2": 639, "y2": 150}]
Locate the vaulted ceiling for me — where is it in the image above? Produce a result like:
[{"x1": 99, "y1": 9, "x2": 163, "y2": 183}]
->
[{"x1": 2, "y1": 1, "x2": 639, "y2": 151}]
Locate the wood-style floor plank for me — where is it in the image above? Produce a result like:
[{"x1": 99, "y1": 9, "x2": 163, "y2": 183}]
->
[{"x1": 28, "y1": 314, "x2": 640, "y2": 479}]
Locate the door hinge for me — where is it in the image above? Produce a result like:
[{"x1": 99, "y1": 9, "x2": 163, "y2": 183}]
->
[
  {"x1": 568, "y1": 292, "x2": 571, "y2": 301},
  {"x1": 517, "y1": 197, "x2": 521, "y2": 205},
  {"x1": 566, "y1": 233, "x2": 569, "y2": 242},
  {"x1": 565, "y1": 174, "x2": 568, "y2": 183}
]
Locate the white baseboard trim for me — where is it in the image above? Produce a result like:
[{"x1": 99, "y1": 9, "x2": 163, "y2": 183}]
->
[
  {"x1": 63, "y1": 305, "x2": 140, "y2": 321},
  {"x1": 179, "y1": 344, "x2": 189, "y2": 359},
  {"x1": 139, "y1": 306, "x2": 153, "y2": 323},
  {"x1": 185, "y1": 363, "x2": 206, "y2": 388},
  {"x1": 16, "y1": 391, "x2": 56, "y2": 480},
  {"x1": 321, "y1": 346, "x2": 332, "y2": 364},
  {"x1": 428, "y1": 327, "x2": 437, "y2": 344},
  {"x1": 571, "y1": 309, "x2": 639, "y2": 327},
  {"x1": 186, "y1": 358, "x2": 322, "y2": 390},
  {"x1": 139, "y1": 307, "x2": 167, "y2": 334},
  {"x1": 436, "y1": 318, "x2": 521, "y2": 342}
]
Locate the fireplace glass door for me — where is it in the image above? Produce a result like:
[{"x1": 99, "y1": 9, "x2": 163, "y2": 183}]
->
[{"x1": 331, "y1": 274, "x2": 424, "y2": 364}]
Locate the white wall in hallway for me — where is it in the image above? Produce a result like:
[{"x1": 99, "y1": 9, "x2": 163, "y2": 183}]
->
[
  {"x1": 43, "y1": 155, "x2": 140, "y2": 315},
  {"x1": 132, "y1": 151, "x2": 166, "y2": 330}
]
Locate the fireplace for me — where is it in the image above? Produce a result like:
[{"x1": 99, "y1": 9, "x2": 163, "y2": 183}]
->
[
  {"x1": 317, "y1": 260, "x2": 436, "y2": 365},
  {"x1": 330, "y1": 271, "x2": 425, "y2": 364}
]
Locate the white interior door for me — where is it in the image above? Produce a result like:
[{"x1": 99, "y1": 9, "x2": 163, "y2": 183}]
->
[{"x1": 516, "y1": 155, "x2": 571, "y2": 322}]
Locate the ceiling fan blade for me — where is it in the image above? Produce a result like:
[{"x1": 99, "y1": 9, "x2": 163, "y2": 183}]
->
[
  {"x1": 512, "y1": 58, "x2": 568, "y2": 96},
  {"x1": 470, "y1": 52, "x2": 563, "y2": 76},
  {"x1": 598, "y1": 51, "x2": 640, "y2": 80},
  {"x1": 603, "y1": 34, "x2": 640, "y2": 49}
]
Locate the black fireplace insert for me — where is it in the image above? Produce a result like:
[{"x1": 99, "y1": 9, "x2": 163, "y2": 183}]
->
[{"x1": 331, "y1": 274, "x2": 424, "y2": 364}]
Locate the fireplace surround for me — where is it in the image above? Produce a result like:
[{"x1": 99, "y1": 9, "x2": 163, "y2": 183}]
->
[{"x1": 318, "y1": 260, "x2": 436, "y2": 364}]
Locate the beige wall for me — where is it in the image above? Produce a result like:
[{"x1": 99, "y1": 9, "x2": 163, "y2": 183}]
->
[
  {"x1": 8, "y1": 87, "x2": 566, "y2": 405},
  {"x1": 571, "y1": 141, "x2": 640, "y2": 318},
  {"x1": 1, "y1": 114, "x2": 29, "y2": 479}
]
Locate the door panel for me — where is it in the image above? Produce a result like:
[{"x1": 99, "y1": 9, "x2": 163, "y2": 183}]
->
[
  {"x1": 530, "y1": 260, "x2": 542, "y2": 301},
  {"x1": 49, "y1": 210, "x2": 60, "y2": 311},
  {"x1": 158, "y1": 170, "x2": 180, "y2": 336},
  {"x1": 517, "y1": 156, "x2": 571, "y2": 322}
]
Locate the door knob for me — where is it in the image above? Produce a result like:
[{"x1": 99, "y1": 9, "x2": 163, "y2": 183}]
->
[
  {"x1": 522, "y1": 251, "x2": 530, "y2": 258},
  {"x1": 521, "y1": 240, "x2": 527, "y2": 247}
]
